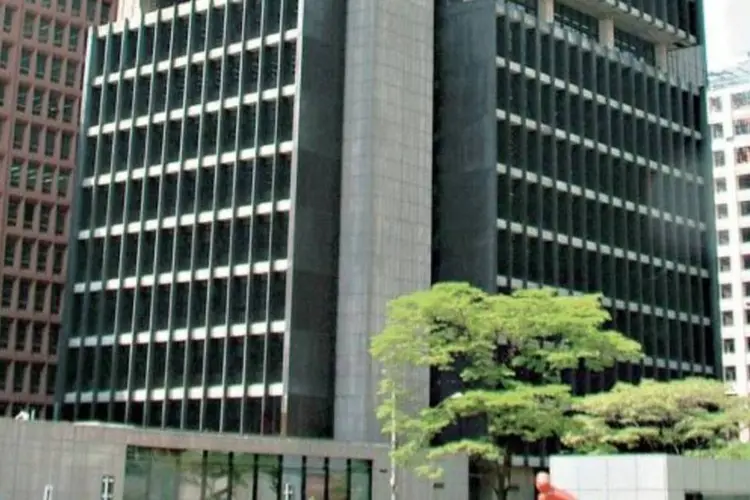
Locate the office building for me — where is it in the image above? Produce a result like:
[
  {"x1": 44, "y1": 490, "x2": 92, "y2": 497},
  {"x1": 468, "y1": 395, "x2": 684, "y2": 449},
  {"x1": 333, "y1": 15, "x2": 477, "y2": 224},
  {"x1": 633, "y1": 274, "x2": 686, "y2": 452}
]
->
[
  {"x1": 708, "y1": 60, "x2": 750, "y2": 395},
  {"x1": 0, "y1": 0, "x2": 113, "y2": 418},
  {"x1": 433, "y1": 0, "x2": 716, "y2": 400},
  {"x1": 57, "y1": 0, "x2": 714, "y2": 458}
]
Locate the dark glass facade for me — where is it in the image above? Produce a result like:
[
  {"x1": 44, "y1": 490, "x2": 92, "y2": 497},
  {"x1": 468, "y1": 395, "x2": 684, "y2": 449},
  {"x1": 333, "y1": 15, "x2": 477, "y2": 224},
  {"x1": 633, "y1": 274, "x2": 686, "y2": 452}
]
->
[
  {"x1": 124, "y1": 446, "x2": 372, "y2": 500},
  {"x1": 433, "y1": 0, "x2": 716, "y2": 392},
  {"x1": 56, "y1": 0, "x2": 347, "y2": 437}
]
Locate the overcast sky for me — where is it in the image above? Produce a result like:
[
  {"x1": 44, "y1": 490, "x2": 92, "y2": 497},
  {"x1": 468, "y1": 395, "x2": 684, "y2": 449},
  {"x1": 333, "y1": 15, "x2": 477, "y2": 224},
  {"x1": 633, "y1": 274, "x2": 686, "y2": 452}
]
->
[{"x1": 704, "y1": 0, "x2": 750, "y2": 70}]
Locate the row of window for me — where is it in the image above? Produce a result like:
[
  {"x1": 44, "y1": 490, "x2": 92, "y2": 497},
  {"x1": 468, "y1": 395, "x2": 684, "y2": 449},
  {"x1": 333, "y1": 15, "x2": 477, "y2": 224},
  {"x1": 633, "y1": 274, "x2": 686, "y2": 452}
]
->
[
  {"x1": 716, "y1": 201, "x2": 750, "y2": 219},
  {"x1": 719, "y1": 281, "x2": 750, "y2": 300},
  {"x1": 713, "y1": 147, "x2": 750, "y2": 167},
  {"x1": 70, "y1": 273, "x2": 285, "y2": 336},
  {"x1": 4, "y1": 236, "x2": 66, "y2": 274},
  {"x1": 8, "y1": 0, "x2": 109, "y2": 23},
  {"x1": 0, "y1": 277, "x2": 64, "y2": 314},
  {"x1": 0, "y1": 317, "x2": 59, "y2": 356},
  {"x1": 722, "y1": 337, "x2": 750, "y2": 355},
  {"x1": 93, "y1": 0, "x2": 298, "y2": 75},
  {"x1": 710, "y1": 119, "x2": 750, "y2": 139},
  {"x1": 6, "y1": 197, "x2": 67, "y2": 235},
  {"x1": 720, "y1": 309, "x2": 750, "y2": 327},
  {"x1": 0, "y1": 360, "x2": 54, "y2": 395},
  {"x1": 714, "y1": 174, "x2": 750, "y2": 194},
  {"x1": 710, "y1": 91, "x2": 750, "y2": 113},
  {"x1": 18, "y1": 48, "x2": 80, "y2": 87},
  {"x1": 0, "y1": 85, "x2": 77, "y2": 124},
  {"x1": 8, "y1": 158, "x2": 71, "y2": 197},
  {"x1": 21, "y1": 12, "x2": 82, "y2": 53},
  {"x1": 10, "y1": 121, "x2": 75, "y2": 159}
]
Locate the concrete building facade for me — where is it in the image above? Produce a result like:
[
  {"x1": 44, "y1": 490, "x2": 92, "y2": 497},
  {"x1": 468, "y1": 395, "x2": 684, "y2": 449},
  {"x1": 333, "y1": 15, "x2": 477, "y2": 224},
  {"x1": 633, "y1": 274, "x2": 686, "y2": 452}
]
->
[
  {"x1": 0, "y1": 0, "x2": 114, "y2": 418},
  {"x1": 708, "y1": 61, "x2": 750, "y2": 395}
]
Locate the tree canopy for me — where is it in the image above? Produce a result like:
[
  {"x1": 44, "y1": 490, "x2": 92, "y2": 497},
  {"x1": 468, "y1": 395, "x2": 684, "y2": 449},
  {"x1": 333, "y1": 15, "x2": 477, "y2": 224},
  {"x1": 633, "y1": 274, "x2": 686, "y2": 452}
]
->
[
  {"x1": 563, "y1": 377, "x2": 750, "y2": 456},
  {"x1": 370, "y1": 282, "x2": 643, "y2": 499}
]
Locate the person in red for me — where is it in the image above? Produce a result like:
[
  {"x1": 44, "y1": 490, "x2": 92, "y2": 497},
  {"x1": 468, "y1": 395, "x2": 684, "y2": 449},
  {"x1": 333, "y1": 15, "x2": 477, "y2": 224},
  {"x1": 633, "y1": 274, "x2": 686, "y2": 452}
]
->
[{"x1": 536, "y1": 471, "x2": 577, "y2": 500}]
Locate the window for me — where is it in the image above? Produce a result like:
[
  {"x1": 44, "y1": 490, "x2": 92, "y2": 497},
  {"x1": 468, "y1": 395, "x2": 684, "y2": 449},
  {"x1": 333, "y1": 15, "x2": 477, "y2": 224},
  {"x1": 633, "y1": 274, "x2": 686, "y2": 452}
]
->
[
  {"x1": 50, "y1": 57, "x2": 62, "y2": 82},
  {"x1": 736, "y1": 147, "x2": 750, "y2": 164},
  {"x1": 41, "y1": 164, "x2": 54, "y2": 192},
  {"x1": 735, "y1": 118, "x2": 750, "y2": 136},
  {"x1": 745, "y1": 309, "x2": 750, "y2": 324},
  {"x1": 48, "y1": 91, "x2": 60, "y2": 119},
  {"x1": 747, "y1": 338, "x2": 750, "y2": 353},
  {"x1": 744, "y1": 255, "x2": 750, "y2": 269},
  {"x1": 23, "y1": 201, "x2": 36, "y2": 230},
  {"x1": 1, "y1": 278, "x2": 13, "y2": 307},
  {"x1": 26, "y1": 161, "x2": 38, "y2": 190},
  {"x1": 71, "y1": 0, "x2": 80, "y2": 15},
  {"x1": 32, "y1": 89, "x2": 43, "y2": 116},
  {"x1": 33, "y1": 283, "x2": 45, "y2": 312},
  {"x1": 0, "y1": 84, "x2": 5, "y2": 106},
  {"x1": 9, "y1": 159, "x2": 22, "y2": 188},
  {"x1": 17, "y1": 279, "x2": 30, "y2": 309},
  {"x1": 717, "y1": 204, "x2": 728, "y2": 218},
  {"x1": 724, "y1": 366, "x2": 737, "y2": 382},
  {"x1": 57, "y1": 170, "x2": 70, "y2": 196},
  {"x1": 53, "y1": 22, "x2": 63, "y2": 47},
  {"x1": 35, "y1": 52, "x2": 47, "y2": 78},
  {"x1": 20, "y1": 239, "x2": 32, "y2": 268},
  {"x1": 723, "y1": 311, "x2": 735, "y2": 326},
  {"x1": 740, "y1": 175, "x2": 750, "y2": 190},
  {"x1": 22, "y1": 12, "x2": 34, "y2": 38},
  {"x1": 745, "y1": 282, "x2": 750, "y2": 296},
  {"x1": 721, "y1": 284, "x2": 733, "y2": 299},
  {"x1": 2, "y1": 6, "x2": 15, "y2": 33},
  {"x1": 723, "y1": 338, "x2": 735, "y2": 354},
  {"x1": 19, "y1": 48, "x2": 32, "y2": 75},
  {"x1": 60, "y1": 132, "x2": 72, "y2": 159},
  {"x1": 718, "y1": 230, "x2": 730, "y2": 245},
  {"x1": 38, "y1": 17, "x2": 49, "y2": 43},
  {"x1": 710, "y1": 96, "x2": 723, "y2": 113},
  {"x1": 0, "y1": 42, "x2": 10, "y2": 70},
  {"x1": 30, "y1": 364, "x2": 42, "y2": 393},
  {"x1": 68, "y1": 26, "x2": 79, "y2": 51},
  {"x1": 16, "y1": 84, "x2": 28, "y2": 112},
  {"x1": 52, "y1": 246, "x2": 64, "y2": 273},
  {"x1": 39, "y1": 204, "x2": 51, "y2": 232},
  {"x1": 100, "y1": 2, "x2": 110, "y2": 22},
  {"x1": 12, "y1": 363, "x2": 26, "y2": 392},
  {"x1": 64, "y1": 62, "x2": 76, "y2": 86},
  {"x1": 86, "y1": 0, "x2": 96, "y2": 21},
  {"x1": 62, "y1": 96, "x2": 74, "y2": 122},
  {"x1": 37, "y1": 242, "x2": 49, "y2": 272},
  {"x1": 48, "y1": 325, "x2": 58, "y2": 355},
  {"x1": 732, "y1": 91, "x2": 750, "y2": 109},
  {"x1": 741, "y1": 201, "x2": 750, "y2": 217},
  {"x1": 711, "y1": 124, "x2": 724, "y2": 139},
  {"x1": 54, "y1": 207, "x2": 66, "y2": 235},
  {"x1": 720, "y1": 257, "x2": 731, "y2": 272},
  {"x1": 743, "y1": 228, "x2": 750, "y2": 243},
  {"x1": 6, "y1": 199, "x2": 19, "y2": 225},
  {"x1": 56, "y1": 0, "x2": 67, "y2": 13},
  {"x1": 716, "y1": 178, "x2": 727, "y2": 192},
  {"x1": 3, "y1": 236, "x2": 16, "y2": 265},
  {"x1": 29, "y1": 125, "x2": 42, "y2": 152},
  {"x1": 44, "y1": 129, "x2": 55, "y2": 156},
  {"x1": 50, "y1": 283, "x2": 62, "y2": 313}
]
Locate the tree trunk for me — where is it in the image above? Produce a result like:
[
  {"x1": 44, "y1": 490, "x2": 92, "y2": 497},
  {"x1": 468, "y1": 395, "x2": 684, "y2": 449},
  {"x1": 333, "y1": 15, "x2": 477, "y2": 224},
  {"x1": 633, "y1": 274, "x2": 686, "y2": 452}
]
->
[{"x1": 492, "y1": 450, "x2": 513, "y2": 500}]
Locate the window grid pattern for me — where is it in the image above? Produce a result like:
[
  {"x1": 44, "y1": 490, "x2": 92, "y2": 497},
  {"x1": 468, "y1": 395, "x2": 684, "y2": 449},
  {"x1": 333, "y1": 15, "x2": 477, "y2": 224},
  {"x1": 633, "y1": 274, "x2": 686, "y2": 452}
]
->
[
  {"x1": 494, "y1": 11, "x2": 713, "y2": 382},
  {"x1": 59, "y1": 0, "x2": 307, "y2": 435},
  {"x1": 0, "y1": 0, "x2": 114, "y2": 418}
]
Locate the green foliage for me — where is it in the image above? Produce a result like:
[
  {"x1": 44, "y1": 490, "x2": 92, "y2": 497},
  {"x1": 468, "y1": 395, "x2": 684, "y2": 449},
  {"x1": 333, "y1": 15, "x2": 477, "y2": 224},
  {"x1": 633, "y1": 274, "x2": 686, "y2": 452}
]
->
[
  {"x1": 563, "y1": 378, "x2": 750, "y2": 456},
  {"x1": 370, "y1": 282, "x2": 643, "y2": 499}
]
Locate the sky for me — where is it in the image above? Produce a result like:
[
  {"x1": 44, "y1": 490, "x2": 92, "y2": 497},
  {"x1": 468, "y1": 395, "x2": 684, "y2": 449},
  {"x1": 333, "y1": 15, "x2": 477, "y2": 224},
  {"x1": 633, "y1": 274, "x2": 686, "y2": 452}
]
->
[{"x1": 703, "y1": 0, "x2": 750, "y2": 70}]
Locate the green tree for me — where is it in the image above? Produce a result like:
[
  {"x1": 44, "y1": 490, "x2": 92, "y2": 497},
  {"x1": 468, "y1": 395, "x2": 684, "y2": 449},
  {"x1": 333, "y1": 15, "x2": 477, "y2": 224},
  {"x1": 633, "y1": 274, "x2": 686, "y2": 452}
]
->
[
  {"x1": 370, "y1": 282, "x2": 642, "y2": 500},
  {"x1": 562, "y1": 377, "x2": 750, "y2": 456}
]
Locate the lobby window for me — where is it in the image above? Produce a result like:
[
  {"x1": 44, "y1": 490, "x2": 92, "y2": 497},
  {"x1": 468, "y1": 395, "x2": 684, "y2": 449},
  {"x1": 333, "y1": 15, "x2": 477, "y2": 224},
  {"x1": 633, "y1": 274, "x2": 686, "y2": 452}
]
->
[
  {"x1": 723, "y1": 311, "x2": 734, "y2": 327},
  {"x1": 714, "y1": 151, "x2": 726, "y2": 167},
  {"x1": 732, "y1": 90, "x2": 750, "y2": 110},
  {"x1": 710, "y1": 96, "x2": 723, "y2": 113},
  {"x1": 721, "y1": 284, "x2": 732, "y2": 299},
  {"x1": 716, "y1": 204, "x2": 728, "y2": 219},
  {"x1": 724, "y1": 365, "x2": 736, "y2": 382},
  {"x1": 723, "y1": 338, "x2": 735, "y2": 354},
  {"x1": 711, "y1": 124, "x2": 724, "y2": 139},
  {"x1": 716, "y1": 178, "x2": 727, "y2": 193}
]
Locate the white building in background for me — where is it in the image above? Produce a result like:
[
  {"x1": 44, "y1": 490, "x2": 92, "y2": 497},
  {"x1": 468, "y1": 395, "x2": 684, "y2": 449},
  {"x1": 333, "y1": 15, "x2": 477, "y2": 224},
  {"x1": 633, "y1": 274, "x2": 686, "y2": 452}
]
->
[{"x1": 710, "y1": 60, "x2": 750, "y2": 395}]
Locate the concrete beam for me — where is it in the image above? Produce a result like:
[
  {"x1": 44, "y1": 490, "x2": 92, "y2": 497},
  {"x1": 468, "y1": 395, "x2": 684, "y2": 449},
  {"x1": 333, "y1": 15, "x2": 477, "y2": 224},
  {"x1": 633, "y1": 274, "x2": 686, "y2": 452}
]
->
[{"x1": 538, "y1": 0, "x2": 554, "y2": 23}]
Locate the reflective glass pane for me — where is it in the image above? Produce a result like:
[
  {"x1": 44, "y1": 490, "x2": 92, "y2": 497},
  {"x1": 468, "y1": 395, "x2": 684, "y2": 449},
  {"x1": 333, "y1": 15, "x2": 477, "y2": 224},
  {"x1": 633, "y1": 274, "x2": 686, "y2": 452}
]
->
[{"x1": 328, "y1": 459, "x2": 348, "y2": 500}]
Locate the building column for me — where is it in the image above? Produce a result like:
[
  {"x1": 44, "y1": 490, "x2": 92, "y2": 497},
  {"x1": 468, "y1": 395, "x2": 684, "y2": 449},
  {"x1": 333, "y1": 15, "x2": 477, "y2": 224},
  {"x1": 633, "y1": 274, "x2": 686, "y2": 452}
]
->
[
  {"x1": 334, "y1": 0, "x2": 433, "y2": 443},
  {"x1": 655, "y1": 43, "x2": 668, "y2": 69},
  {"x1": 599, "y1": 18, "x2": 614, "y2": 47},
  {"x1": 538, "y1": 0, "x2": 554, "y2": 23}
]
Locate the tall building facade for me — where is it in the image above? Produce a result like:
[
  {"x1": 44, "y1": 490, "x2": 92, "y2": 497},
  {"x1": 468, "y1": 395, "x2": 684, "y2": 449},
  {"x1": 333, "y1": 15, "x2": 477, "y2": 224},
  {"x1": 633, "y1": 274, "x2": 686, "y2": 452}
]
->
[
  {"x1": 433, "y1": 0, "x2": 716, "y2": 400},
  {"x1": 57, "y1": 0, "x2": 346, "y2": 436},
  {"x1": 708, "y1": 61, "x2": 750, "y2": 395},
  {"x1": 0, "y1": 0, "x2": 113, "y2": 418},
  {"x1": 57, "y1": 0, "x2": 715, "y2": 446}
]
